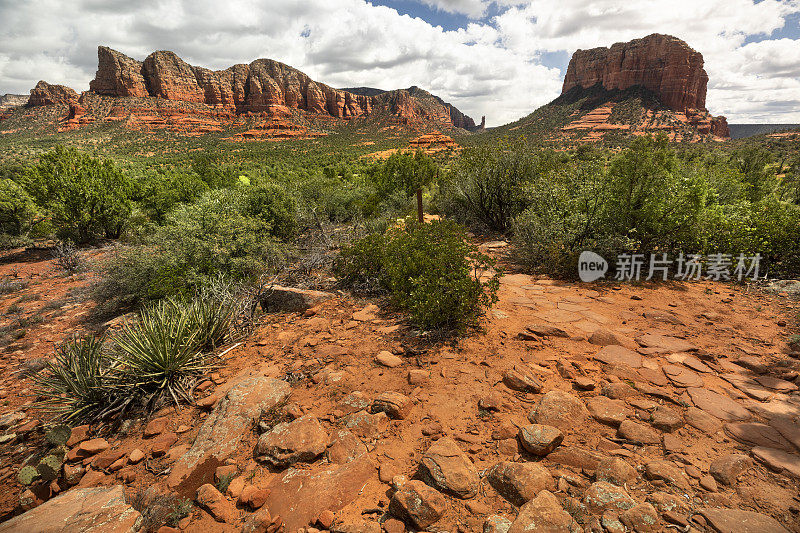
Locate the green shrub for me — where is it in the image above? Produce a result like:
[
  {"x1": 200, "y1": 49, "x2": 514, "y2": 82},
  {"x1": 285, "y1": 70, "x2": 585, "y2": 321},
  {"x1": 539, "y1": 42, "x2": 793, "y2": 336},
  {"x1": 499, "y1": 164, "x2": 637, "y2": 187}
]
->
[
  {"x1": 94, "y1": 188, "x2": 291, "y2": 306},
  {"x1": 136, "y1": 169, "x2": 209, "y2": 223},
  {"x1": 296, "y1": 174, "x2": 376, "y2": 222},
  {"x1": 438, "y1": 144, "x2": 559, "y2": 231},
  {"x1": 25, "y1": 146, "x2": 133, "y2": 243},
  {"x1": 337, "y1": 220, "x2": 500, "y2": 330},
  {"x1": 238, "y1": 183, "x2": 298, "y2": 241},
  {"x1": 367, "y1": 150, "x2": 438, "y2": 198},
  {"x1": 0, "y1": 179, "x2": 39, "y2": 236}
]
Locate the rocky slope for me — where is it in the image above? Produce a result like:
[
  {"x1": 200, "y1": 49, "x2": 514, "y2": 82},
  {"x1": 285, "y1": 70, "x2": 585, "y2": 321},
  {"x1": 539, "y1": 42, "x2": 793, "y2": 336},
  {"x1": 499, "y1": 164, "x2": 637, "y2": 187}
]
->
[
  {"x1": 1, "y1": 244, "x2": 799, "y2": 532},
  {"x1": 501, "y1": 34, "x2": 730, "y2": 145}
]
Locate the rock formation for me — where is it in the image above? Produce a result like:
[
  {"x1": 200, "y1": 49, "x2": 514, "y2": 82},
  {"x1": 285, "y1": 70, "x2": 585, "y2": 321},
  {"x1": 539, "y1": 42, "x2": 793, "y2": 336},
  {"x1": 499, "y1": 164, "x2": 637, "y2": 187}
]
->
[
  {"x1": 26, "y1": 81, "x2": 78, "y2": 107},
  {"x1": 563, "y1": 34, "x2": 708, "y2": 112},
  {"x1": 85, "y1": 46, "x2": 474, "y2": 129},
  {"x1": 555, "y1": 34, "x2": 729, "y2": 141},
  {"x1": 0, "y1": 94, "x2": 27, "y2": 111}
]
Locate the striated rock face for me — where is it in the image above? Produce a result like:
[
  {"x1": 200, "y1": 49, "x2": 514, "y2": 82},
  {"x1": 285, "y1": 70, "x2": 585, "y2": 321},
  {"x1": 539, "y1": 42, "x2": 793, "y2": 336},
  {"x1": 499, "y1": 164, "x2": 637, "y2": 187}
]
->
[
  {"x1": 86, "y1": 46, "x2": 473, "y2": 128},
  {"x1": 89, "y1": 46, "x2": 149, "y2": 97},
  {"x1": 563, "y1": 34, "x2": 708, "y2": 112},
  {"x1": 27, "y1": 81, "x2": 79, "y2": 106}
]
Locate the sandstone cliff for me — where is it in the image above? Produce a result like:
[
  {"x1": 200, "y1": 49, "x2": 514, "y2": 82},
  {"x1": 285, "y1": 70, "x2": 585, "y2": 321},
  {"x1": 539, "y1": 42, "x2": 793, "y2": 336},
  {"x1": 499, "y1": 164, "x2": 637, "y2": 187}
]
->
[
  {"x1": 27, "y1": 81, "x2": 79, "y2": 107},
  {"x1": 563, "y1": 34, "x2": 708, "y2": 112},
  {"x1": 86, "y1": 47, "x2": 474, "y2": 129}
]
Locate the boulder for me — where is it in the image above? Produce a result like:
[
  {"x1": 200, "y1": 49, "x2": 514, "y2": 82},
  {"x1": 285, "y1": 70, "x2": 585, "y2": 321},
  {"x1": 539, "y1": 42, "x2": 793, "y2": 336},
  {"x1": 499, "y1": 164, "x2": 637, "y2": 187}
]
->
[
  {"x1": 256, "y1": 415, "x2": 329, "y2": 467},
  {"x1": 196, "y1": 483, "x2": 236, "y2": 523},
  {"x1": 167, "y1": 376, "x2": 290, "y2": 493},
  {"x1": 687, "y1": 388, "x2": 750, "y2": 421},
  {"x1": 264, "y1": 453, "x2": 375, "y2": 532},
  {"x1": 695, "y1": 508, "x2": 789, "y2": 533},
  {"x1": 617, "y1": 420, "x2": 661, "y2": 445},
  {"x1": 528, "y1": 390, "x2": 589, "y2": 431},
  {"x1": 518, "y1": 424, "x2": 563, "y2": 456},
  {"x1": 507, "y1": 490, "x2": 579, "y2": 533},
  {"x1": 419, "y1": 437, "x2": 479, "y2": 499},
  {"x1": 620, "y1": 503, "x2": 660, "y2": 533},
  {"x1": 502, "y1": 368, "x2": 542, "y2": 393},
  {"x1": 486, "y1": 461, "x2": 553, "y2": 506},
  {"x1": 0, "y1": 485, "x2": 141, "y2": 532},
  {"x1": 596, "y1": 457, "x2": 637, "y2": 486},
  {"x1": 587, "y1": 397, "x2": 632, "y2": 427},
  {"x1": 583, "y1": 481, "x2": 635, "y2": 513},
  {"x1": 371, "y1": 392, "x2": 413, "y2": 420},
  {"x1": 389, "y1": 480, "x2": 446, "y2": 529},
  {"x1": 709, "y1": 453, "x2": 752, "y2": 486},
  {"x1": 258, "y1": 285, "x2": 334, "y2": 312}
]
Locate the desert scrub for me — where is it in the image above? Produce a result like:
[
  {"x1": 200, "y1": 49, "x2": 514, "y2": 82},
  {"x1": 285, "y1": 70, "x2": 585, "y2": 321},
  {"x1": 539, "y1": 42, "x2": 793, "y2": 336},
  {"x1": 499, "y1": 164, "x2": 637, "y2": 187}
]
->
[
  {"x1": 337, "y1": 219, "x2": 500, "y2": 330},
  {"x1": 93, "y1": 187, "x2": 293, "y2": 308}
]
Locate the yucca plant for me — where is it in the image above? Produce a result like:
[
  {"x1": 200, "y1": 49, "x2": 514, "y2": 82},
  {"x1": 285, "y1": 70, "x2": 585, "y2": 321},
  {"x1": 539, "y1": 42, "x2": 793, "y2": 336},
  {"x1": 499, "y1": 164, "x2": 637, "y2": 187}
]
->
[
  {"x1": 33, "y1": 335, "x2": 121, "y2": 423},
  {"x1": 113, "y1": 299, "x2": 209, "y2": 407},
  {"x1": 187, "y1": 296, "x2": 236, "y2": 351}
]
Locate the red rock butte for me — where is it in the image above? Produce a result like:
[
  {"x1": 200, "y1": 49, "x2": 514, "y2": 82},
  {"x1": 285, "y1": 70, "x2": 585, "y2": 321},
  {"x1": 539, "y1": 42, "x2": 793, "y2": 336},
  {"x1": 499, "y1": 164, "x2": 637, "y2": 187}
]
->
[
  {"x1": 560, "y1": 34, "x2": 729, "y2": 139},
  {"x1": 563, "y1": 34, "x2": 709, "y2": 113},
  {"x1": 83, "y1": 46, "x2": 478, "y2": 130}
]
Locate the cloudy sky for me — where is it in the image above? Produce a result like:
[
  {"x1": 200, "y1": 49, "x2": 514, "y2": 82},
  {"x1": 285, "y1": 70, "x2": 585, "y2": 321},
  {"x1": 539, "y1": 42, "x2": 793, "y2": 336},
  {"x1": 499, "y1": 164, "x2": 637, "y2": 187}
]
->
[{"x1": 1, "y1": 0, "x2": 799, "y2": 125}]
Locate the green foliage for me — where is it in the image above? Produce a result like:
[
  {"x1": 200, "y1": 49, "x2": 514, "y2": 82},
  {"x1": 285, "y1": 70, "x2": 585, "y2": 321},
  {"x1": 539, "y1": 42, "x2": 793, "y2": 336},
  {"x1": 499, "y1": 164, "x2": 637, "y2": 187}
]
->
[
  {"x1": 95, "y1": 187, "x2": 291, "y2": 307},
  {"x1": 0, "y1": 179, "x2": 39, "y2": 236},
  {"x1": 237, "y1": 182, "x2": 298, "y2": 241},
  {"x1": 368, "y1": 150, "x2": 438, "y2": 198},
  {"x1": 439, "y1": 143, "x2": 560, "y2": 231},
  {"x1": 44, "y1": 424, "x2": 71, "y2": 447},
  {"x1": 296, "y1": 174, "x2": 376, "y2": 222},
  {"x1": 112, "y1": 299, "x2": 210, "y2": 407},
  {"x1": 216, "y1": 472, "x2": 236, "y2": 494},
  {"x1": 36, "y1": 454, "x2": 63, "y2": 482},
  {"x1": 33, "y1": 336, "x2": 114, "y2": 423},
  {"x1": 135, "y1": 169, "x2": 209, "y2": 223},
  {"x1": 337, "y1": 220, "x2": 500, "y2": 330},
  {"x1": 166, "y1": 498, "x2": 193, "y2": 527},
  {"x1": 604, "y1": 134, "x2": 708, "y2": 251},
  {"x1": 512, "y1": 159, "x2": 630, "y2": 278},
  {"x1": 24, "y1": 146, "x2": 133, "y2": 243},
  {"x1": 192, "y1": 153, "x2": 238, "y2": 189},
  {"x1": 729, "y1": 146, "x2": 776, "y2": 202},
  {"x1": 186, "y1": 293, "x2": 237, "y2": 351}
]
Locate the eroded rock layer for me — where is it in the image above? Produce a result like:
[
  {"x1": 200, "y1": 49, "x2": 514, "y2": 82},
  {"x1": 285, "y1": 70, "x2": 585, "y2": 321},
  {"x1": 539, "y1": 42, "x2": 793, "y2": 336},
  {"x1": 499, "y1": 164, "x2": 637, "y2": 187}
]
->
[
  {"x1": 27, "y1": 81, "x2": 79, "y2": 107},
  {"x1": 86, "y1": 46, "x2": 474, "y2": 129},
  {"x1": 563, "y1": 34, "x2": 708, "y2": 112}
]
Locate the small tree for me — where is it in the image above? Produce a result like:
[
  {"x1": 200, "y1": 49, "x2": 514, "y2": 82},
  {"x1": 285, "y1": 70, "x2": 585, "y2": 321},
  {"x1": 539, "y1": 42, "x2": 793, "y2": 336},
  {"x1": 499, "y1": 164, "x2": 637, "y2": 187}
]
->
[
  {"x1": 371, "y1": 150, "x2": 438, "y2": 198},
  {"x1": 25, "y1": 146, "x2": 133, "y2": 243},
  {"x1": 0, "y1": 179, "x2": 39, "y2": 236}
]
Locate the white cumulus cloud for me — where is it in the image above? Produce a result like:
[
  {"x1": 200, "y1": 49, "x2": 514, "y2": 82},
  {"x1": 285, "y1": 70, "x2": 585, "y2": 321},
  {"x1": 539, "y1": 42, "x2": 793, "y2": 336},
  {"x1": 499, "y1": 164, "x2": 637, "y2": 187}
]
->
[{"x1": 0, "y1": 0, "x2": 799, "y2": 124}]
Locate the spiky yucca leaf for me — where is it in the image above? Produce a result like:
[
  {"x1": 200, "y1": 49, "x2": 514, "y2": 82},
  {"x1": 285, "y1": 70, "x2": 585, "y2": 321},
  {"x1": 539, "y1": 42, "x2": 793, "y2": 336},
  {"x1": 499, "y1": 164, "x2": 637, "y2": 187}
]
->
[
  {"x1": 187, "y1": 296, "x2": 236, "y2": 351},
  {"x1": 33, "y1": 335, "x2": 118, "y2": 423},
  {"x1": 112, "y1": 298, "x2": 209, "y2": 407}
]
